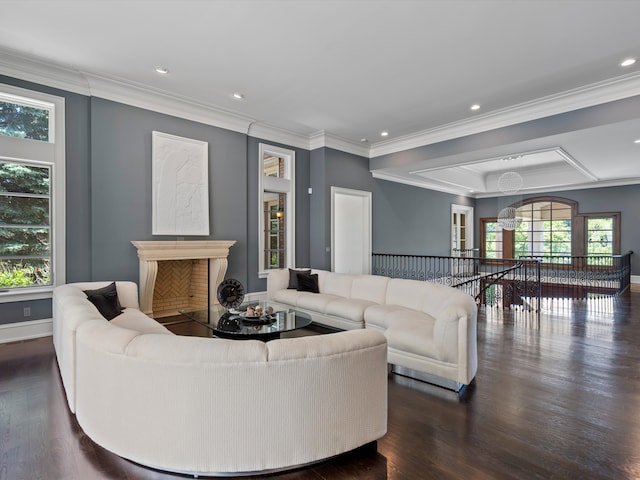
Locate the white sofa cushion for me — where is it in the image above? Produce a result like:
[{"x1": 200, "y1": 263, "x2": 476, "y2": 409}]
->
[
  {"x1": 266, "y1": 268, "x2": 291, "y2": 297},
  {"x1": 325, "y1": 298, "x2": 377, "y2": 323},
  {"x1": 124, "y1": 332, "x2": 268, "y2": 363},
  {"x1": 384, "y1": 278, "x2": 429, "y2": 311},
  {"x1": 364, "y1": 304, "x2": 411, "y2": 330},
  {"x1": 270, "y1": 288, "x2": 305, "y2": 306},
  {"x1": 111, "y1": 309, "x2": 174, "y2": 335},
  {"x1": 296, "y1": 292, "x2": 343, "y2": 312},
  {"x1": 351, "y1": 275, "x2": 390, "y2": 304},
  {"x1": 318, "y1": 271, "x2": 354, "y2": 298}
]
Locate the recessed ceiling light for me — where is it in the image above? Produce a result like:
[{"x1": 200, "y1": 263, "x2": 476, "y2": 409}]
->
[
  {"x1": 154, "y1": 66, "x2": 169, "y2": 74},
  {"x1": 634, "y1": 138, "x2": 640, "y2": 144},
  {"x1": 470, "y1": 104, "x2": 481, "y2": 111},
  {"x1": 621, "y1": 58, "x2": 636, "y2": 67},
  {"x1": 360, "y1": 138, "x2": 368, "y2": 142},
  {"x1": 232, "y1": 92, "x2": 245, "y2": 100},
  {"x1": 380, "y1": 131, "x2": 389, "y2": 137}
]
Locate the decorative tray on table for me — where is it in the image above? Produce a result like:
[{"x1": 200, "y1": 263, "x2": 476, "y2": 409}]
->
[{"x1": 236, "y1": 305, "x2": 275, "y2": 324}]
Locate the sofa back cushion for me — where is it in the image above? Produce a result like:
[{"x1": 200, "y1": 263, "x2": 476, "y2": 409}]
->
[
  {"x1": 315, "y1": 270, "x2": 354, "y2": 298},
  {"x1": 419, "y1": 282, "x2": 455, "y2": 317},
  {"x1": 385, "y1": 278, "x2": 430, "y2": 311},
  {"x1": 351, "y1": 275, "x2": 390, "y2": 304},
  {"x1": 124, "y1": 331, "x2": 268, "y2": 363}
]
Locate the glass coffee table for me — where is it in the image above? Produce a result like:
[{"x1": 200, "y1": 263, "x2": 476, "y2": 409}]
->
[{"x1": 179, "y1": 301, "x2": 312, "y2": 341}]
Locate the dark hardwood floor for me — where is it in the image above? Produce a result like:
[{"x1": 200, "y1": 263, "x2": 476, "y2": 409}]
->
[{"x1": 2, "y1": 292, "x2": 640, "y2": 479}]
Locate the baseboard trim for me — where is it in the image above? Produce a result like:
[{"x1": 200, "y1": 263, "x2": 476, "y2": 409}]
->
[{"x1": 0, "y1": 318, "x2": 52, "y2": 344}]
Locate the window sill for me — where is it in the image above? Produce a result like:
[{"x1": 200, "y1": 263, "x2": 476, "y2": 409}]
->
[{"x1": 0, "y1": 286, "x2": 54, "y2": 303}]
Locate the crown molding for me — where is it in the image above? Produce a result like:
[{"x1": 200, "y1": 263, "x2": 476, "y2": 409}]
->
[
  {"x1": 0, "y1": 49, "x2": 90, "y2": 95},
  {"x1": 248, "y1": 123, "x2": 311, "y2": 150},
  {"x1": 374, "y1": 163, "x2": 640, "y2": 199},
  {"x1": 3, "y1": 48, "x2": 640, "y2": 160},
  {"x1": 85, "y1": 73, "x2": 255, "y2": 134},
  {"x1": 371, "y1": 170, "x2": 469, "y2": 196},
  {"x1": 368, "y1": 72, "x2": 640, "y2": 158},
  {"x1": 309, "y1": 131, "x2": 370, "y2": 157},
  {"x1": 472, "y1": 177, "x2": 640, "y2": 199}
]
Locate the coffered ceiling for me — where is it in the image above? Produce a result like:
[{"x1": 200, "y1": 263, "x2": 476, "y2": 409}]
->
[{"x1": 1, "y1": 0, "x2": 639, "y2": 197}]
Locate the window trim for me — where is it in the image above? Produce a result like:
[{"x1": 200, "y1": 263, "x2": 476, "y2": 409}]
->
[
  {"x1": 578, "y1": 212, "x2": 621, "y2": 257},
  {"x1": 0, "y1": 83, "x2": 65, "y2": 303},
  {"x1": 257, "y1": 143, "x2": 295, "y2": 279}
]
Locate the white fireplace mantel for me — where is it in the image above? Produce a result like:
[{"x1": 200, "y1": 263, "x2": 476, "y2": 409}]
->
[{"x1": 131, "y1": 240, "x2": 236, "y2": 317}]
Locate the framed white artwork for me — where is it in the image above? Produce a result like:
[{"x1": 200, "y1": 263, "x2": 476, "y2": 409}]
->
[{"x1": 152, "y1": 131, "x2": 209, "y2": 235}]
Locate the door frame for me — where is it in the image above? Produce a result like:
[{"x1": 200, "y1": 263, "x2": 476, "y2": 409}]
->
[
  {"x1": 451, "y1": 204, "x2": 474, "y2": 253},
  {"x1": 331, "y1": 187, "x2": 372, "y2": 274}
]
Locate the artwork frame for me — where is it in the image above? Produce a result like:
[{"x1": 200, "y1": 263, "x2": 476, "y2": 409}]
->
[{"x1": 152, "y1": 131, "x2": 210, "y2": 236}]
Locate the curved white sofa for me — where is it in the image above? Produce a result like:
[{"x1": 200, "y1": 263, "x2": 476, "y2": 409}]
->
[
  {"x1": 267, "y1": 269, "x2": 478, "y2": 390},
  {"x1": 53, "y1": 281, "x2": 388, "y2": 476}
]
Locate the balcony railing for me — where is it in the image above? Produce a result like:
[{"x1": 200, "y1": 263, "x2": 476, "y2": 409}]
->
[
  {"x1": 517, "y1": 251, "x2": 633, "y2": 299},
  {"x1": 371, "y1": 251, "x2": 633, "y2": 311}
]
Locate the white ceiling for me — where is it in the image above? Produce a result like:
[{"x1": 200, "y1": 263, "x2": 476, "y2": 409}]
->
[{"x1": 1, "y1": 0, "x2": 639, "y2": 197}]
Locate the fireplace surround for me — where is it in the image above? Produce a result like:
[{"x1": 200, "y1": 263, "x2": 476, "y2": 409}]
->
[{"x1": 131, "y1": 240, "x2": 235, "y2": 318}]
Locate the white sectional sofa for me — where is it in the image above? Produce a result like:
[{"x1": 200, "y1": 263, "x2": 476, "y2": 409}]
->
[
  {"x1": 267, "y1": 269, "x2": 478, "y2": 390},
  {"x1": 53, "y1": 281, "x2": 388, "y2": 477}
]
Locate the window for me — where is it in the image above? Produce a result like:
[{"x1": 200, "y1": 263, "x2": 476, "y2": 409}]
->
[
  {"x1": 584, "y1": 214, "x2": 619, "y2": 266},
  {"x1": 0, "y1": 161, "x2": 51, "y2": 287},
  {"x1": 586, "y1": 217, "x2": 614, "y2": 256},
  {"x1": 480, "y1": 196, "x2": 620, "y2": 265},
  {"x1": 514, "y1": 200, "x2": 573, "y2": 262},
  {"x1": 258, "y1": 144, "x2": 294, "y2": 277},
  {"x1": 482, "y1": 220, "x2": 503, "y2": 260},
  {"x1": 0, "y1": 84, "x2": 65, "y2": 301}
]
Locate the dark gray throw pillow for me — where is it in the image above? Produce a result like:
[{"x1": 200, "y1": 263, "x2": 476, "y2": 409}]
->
[
  {"x1": 296, "y1": 272, "x2": 319, "y2": 293},
  {"x1": 84, "y1": 282, "x2": 124, "y2": 320},
  {"x1": 288, "y1": 268, "x2": 311, "y2": 289}
]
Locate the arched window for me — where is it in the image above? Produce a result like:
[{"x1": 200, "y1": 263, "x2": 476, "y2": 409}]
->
[
  {"x1": 480, "y1": 196, "x2": 619, "y2": 263},
  {"x1": 514, "y1": 198, "x2": 576, "y2": 261}
]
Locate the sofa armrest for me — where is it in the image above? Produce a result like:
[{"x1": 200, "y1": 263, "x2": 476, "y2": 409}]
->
[
  {"x1": 433, "y1": 294, "x2": 478, "y2": 384},
  {"x1": 267, "y1": 269, "x2": 291, "y2": 298}
]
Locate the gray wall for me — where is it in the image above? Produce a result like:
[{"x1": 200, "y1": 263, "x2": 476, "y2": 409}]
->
[
  {"x1": 309, "y1": 147, "x2": 472, "y2": 267},
  {"x1": 373, "y1": 181, "x2": 474, "y2": 256},
  {"x1": 89, "y1": 98, "x2": 248, "y2": 284}
]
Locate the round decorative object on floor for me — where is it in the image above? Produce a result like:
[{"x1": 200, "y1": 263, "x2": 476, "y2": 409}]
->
[{"x1": 217, "y1": 278, "x2": 245, "y2": 309}]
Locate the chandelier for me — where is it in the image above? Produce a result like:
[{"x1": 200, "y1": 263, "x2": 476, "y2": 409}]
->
[{"x1": 497, "y1": 206, "x2": 522, "y2": 231}]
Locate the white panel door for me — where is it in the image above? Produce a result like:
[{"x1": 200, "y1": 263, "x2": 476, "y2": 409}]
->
[{"x1": 331, "y1": 187, "x2": 372, "y2": 274}]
